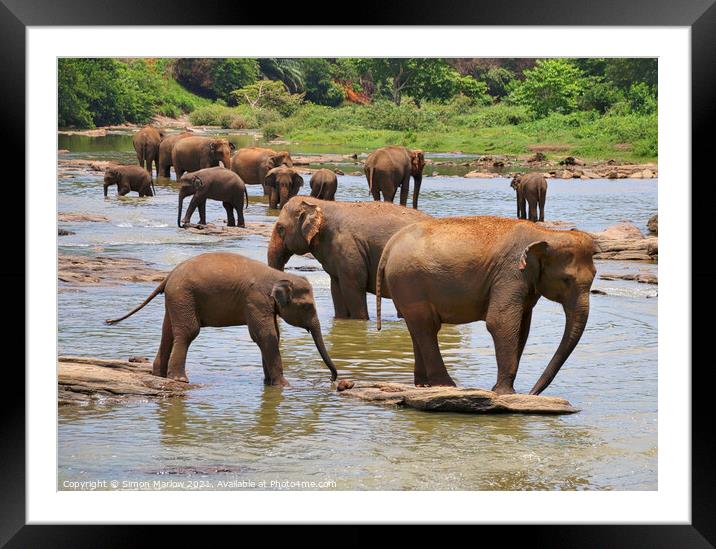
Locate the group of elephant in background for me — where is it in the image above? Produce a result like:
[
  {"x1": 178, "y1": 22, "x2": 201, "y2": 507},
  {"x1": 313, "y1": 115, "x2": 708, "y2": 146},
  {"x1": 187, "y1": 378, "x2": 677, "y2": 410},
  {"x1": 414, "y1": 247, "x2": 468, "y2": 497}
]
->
[{"x1": 106, "y1": 125, "x2": 581, "y2": 397}]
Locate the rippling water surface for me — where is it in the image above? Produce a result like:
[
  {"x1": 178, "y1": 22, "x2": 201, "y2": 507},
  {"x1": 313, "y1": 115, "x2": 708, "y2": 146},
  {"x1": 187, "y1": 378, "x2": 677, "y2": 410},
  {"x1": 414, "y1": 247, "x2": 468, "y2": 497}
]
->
[{"x1": 58, "y1": 133, "x2": 657, "y2": 490}]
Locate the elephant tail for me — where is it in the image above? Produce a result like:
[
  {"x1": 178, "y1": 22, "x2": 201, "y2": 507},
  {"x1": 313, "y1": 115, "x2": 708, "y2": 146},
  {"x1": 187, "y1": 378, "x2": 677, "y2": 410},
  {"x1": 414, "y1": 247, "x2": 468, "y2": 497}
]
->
[
  {"x1": 375, "y1": 253, "x2": 387, "y2": 331},
  {"x1": 244, "y1": 186, "x2": 249, "y2": 209},
  {"x1": 367, "y1": 167, "x2": 374, "y2": 195},
  {"x1": 105, "y1": 278, "x2": 167, "y2": 325}
]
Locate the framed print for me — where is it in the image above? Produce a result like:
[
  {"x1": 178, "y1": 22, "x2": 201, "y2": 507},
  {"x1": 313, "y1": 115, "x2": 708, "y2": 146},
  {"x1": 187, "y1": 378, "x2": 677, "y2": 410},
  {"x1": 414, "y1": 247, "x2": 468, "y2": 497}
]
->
[{"x1": 3, "y1": 0, "x2": 713, "y2": 544}]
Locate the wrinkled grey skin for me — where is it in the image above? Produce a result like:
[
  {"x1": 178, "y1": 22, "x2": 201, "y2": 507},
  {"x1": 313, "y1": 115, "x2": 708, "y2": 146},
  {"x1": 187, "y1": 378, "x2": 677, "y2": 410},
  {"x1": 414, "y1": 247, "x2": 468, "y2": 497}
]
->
[
  {"x1": 231, "y1": 147, "x2": 293, "y2": 196},
  {"x1": 172, "y1": 136, "x2": 235, "y2": 178},
  {"x1": 105, "y1": 252, "x2": 338, "y2": 386},
  {"x1": 133, "y1": 125, "x2": 164, "y2": 177},
  {"x1": 364, "y1": 146, "x2": 426, "y2": 209},
  {"x1": 158, "y1": 132, "x2": 192, "y2": 178},
  {"x1": 104, "y1": 165, "x2": 155, "y2": 197},
  {"x1": 309, "y1": 169, "x2": 338, "y2": 201},
  {"x1": 177, "y1": 167, "x2": 248, "y2": 228},
  {"x1": 511, "y1": 173, "x2": 548, "y2": 222},
  {"x1": 268, "y1": 197, "x2": 431, "y2": 320},
  {"x1": 266, "y1": 166, "x2": 304, "y2": 210},
  {"x1": 376, "y1": 216, "x2": 596, "y2": 395}
]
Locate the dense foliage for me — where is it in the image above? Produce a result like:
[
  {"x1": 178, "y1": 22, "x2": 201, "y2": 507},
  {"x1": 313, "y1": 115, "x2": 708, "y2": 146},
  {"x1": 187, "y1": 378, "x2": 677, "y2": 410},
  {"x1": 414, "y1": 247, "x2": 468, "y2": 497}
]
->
[{"x1": 57, "y1": 57, "x2": 657, "y2": 160}]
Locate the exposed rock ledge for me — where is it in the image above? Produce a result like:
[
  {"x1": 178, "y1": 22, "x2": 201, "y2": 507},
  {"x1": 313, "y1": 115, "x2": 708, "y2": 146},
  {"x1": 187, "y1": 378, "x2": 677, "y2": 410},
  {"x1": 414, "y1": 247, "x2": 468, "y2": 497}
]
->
[
  {"x1": 58, "y1": 356, "x2": 195, "y2": 406},
  {"x1": 336, "y1": 381, "x2": 579, "y2": 414},
  {"x1": 59, "y1": 254, "x2": 166, "y2": 286}
]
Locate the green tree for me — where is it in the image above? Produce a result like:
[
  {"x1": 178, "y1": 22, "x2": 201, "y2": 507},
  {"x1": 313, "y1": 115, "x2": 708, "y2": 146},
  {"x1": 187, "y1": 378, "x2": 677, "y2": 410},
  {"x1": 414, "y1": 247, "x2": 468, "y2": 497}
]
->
[
  {"x1": 300, "y1": 58, "x2": 345, "y2": 106},
  {"x1": 258, "y1": 59, "x2": 305, "y2": 93},
  {"x1": 212, "y1": 59, "x2": 259, "y2": 103},
  {"x1": 58, "y1": 59, "x2": 93, "y2": 128},
  {"x1": 509, "y1": 59, "x2": 587, "y2": 117},
  {"x1": 231, "y1": 80, "x2": 304, "y2": 116}
]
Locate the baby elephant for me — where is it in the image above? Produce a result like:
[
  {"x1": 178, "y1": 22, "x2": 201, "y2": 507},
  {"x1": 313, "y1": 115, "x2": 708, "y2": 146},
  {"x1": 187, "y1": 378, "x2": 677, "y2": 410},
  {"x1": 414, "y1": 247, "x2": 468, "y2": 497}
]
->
[
  {"x1": 309, "y1": 169, "x2": 338, "y2": 201},
  {"x1": 178, "y1": 167, "x2": 248, "y2": 228},
  {"x1": 103, "y1": 165, "x2": 155, "y2": 197},
  {"x1": 105, "y1": 252, "x2": 338, "y2": 386},
  {"x1": 511, "y1": 173, "x2": 548, "y2": 222},
  {"x1": 265, "y1": 166, "x2": 304, "y2": 210}
]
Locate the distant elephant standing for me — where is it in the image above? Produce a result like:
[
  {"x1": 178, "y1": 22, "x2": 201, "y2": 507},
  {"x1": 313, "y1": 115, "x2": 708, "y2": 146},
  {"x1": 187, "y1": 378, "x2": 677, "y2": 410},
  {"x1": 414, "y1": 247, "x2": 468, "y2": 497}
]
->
[
  {"x1": 103, "y1": 165, "x2": 155, "y2": 197},
  {"x1": 268, "y1": 197, "x2": 430, "y2": 319},
  {"x1": 158, "y1": 131, "x2": 192, "y2": 178},
  {"x1": 231, "y1": 147, "x2": 293, "y2": 196},
  {"x1": 364, "y1": 146, "x2": 426, "y2": 209},
  {"x1": 511, "y1": 173, "x2": 548, "y2": 222},
  {"x1": 266, "y1": 166, "x2": 304, "y2": 210},
  {"x1": 376, "y1": 216, "x2": 596, "y2": 395},
  {"x1": 177, "y1": 167, "x2": 248, "y2": 228},
  {"x1": 105, "y1": 252, "x2": 338, "y2": 386},
  {"x1": 132, "y1": 125, "x2": 164, "y2": 176},
  {"x1": 172, "y1": 136, "x2": 235, "y2": 178},
  {"x1": 309, "y1": 169, "x2": 338, "y2": 200}
]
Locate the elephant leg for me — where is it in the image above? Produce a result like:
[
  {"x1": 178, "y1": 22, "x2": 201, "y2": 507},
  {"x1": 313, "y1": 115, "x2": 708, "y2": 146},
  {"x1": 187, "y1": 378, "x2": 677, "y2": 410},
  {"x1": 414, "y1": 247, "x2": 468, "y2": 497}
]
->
[
  {"x1": 166, "y1": 320, "x2": 200, "y2": 383},
  {"x1": 330, "y1": 276, "x2": 350, "y2": 319},
  {"x1": 223, "y1": 202, "x2": 236, "y2": 227},
  {"x1": 247, "y1": 312, "x2": 289, "y2": 387},
  {"x1": 370, "y1": 182, "x2": 382, "y2": 202},
  {"x1": 539, "y1": 194, "x2": 546, "y2": 222},
  {"x1": 398, "y1": 175, "x2": 410, "y2": 207},
  {"x1": 486, "y1": 303, "x2": 524, "y2": 394},
  {"x1": 235, "y1": 205, "x2": 245, "y2": 228},
  {"x1": 403, "y1": 307, "x2": 455, "y2": 387},
  {"x1": 183, "y1": 196, "x2": 198, "y2": 225},
  {"x1": 198, "y1": 200, "x2": 207, "y2": 225},
  {"x1": 383, "y1": 183, "x2": 397, "y2": 203},
  {"x1": 528, "y1": 200, "x2": 537, "y2": 222},
  {"x1": 152, "y1": 313, "x2": 173, "y2": 378},
  {"x1": 411, "y1": 338, "x2": 429, "y2": 387},
  {"x1": 338, "y1": 275, "x2": 369, "y2": 320}
]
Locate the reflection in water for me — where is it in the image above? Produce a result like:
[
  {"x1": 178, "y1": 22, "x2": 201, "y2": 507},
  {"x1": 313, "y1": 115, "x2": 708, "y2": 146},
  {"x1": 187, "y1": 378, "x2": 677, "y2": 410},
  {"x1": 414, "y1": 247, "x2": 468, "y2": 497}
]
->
[{"x1": 58, "y1": 134, "x2": 658, "y2": 490}]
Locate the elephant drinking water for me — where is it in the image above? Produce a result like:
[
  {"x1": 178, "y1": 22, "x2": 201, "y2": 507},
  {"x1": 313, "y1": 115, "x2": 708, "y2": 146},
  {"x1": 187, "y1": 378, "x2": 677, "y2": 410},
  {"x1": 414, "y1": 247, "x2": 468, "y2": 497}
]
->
[{"x1": 105, "y1": 252, "x2": 338, "y2": 386}]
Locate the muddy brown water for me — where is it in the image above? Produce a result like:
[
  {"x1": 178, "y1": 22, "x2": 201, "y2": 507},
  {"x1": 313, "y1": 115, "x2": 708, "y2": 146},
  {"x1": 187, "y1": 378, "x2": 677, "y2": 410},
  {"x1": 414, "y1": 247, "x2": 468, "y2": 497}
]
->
[{"x1": 58, "y1": 132, "x2": 657, "y2": 491}]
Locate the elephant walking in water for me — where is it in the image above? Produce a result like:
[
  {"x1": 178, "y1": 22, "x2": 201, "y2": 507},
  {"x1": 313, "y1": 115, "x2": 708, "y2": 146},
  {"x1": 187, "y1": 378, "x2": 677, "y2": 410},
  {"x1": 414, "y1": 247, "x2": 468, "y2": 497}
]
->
[
  {"x1": 309, "y1": 169, "x2": 338, "y2": 201},
  {"x1": 268, "y1": 197, "x2": 430, "y2": 320},
  {"x1": 105, "y1": 252, "x2": 338, "y2": 386},
  {"x1": 172, "y1": 136, "x2": 235, "y2": 178},
  {"x1": 231, "y1": 147, "x2": 293, "y2": 196},
  {"x1": 265, "y1": 166, "x2": 304, "y2": 210},
  {"x1": 103, "y1": 165, "x2": 155, "y2": 197},
  {"x1": 511, "y1": 173, "x2": 548, "y2": 222},
  {"x1": 376, "y1": 216, "x2": 596, "y2": 395},
  {"x1": 177, "y1": 167, "x2": 248, "y2": 227},
  {"x1": 364, "y1": 146, "x2": 425, "y2": 209},
  {"x1": 158, "y1": 131, "x2": 192, "y2": 178},
  {"x1": 132, "y1": 125, "x2": 164, "y2": 177}
]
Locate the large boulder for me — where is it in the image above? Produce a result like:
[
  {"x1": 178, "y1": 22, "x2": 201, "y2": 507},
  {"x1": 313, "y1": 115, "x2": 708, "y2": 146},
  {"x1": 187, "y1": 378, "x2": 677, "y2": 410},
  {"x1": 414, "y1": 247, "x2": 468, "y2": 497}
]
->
[{"x1": 647, "y1": 214, "x2": 658, "y2": 235}]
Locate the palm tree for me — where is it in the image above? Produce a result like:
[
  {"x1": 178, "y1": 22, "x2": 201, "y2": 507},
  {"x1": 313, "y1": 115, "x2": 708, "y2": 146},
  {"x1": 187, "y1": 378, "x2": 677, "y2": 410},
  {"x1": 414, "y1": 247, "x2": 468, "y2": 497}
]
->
[{"x1": 258, "y1": 58, "x2": 305, "y2": 94}]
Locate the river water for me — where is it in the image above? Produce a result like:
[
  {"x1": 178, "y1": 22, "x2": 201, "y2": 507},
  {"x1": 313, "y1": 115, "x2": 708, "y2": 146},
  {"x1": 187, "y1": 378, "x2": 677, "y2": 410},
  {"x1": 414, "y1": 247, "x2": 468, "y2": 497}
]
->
[{"x1": 57, "y1": 132, "x2": 658, "y2": 491}]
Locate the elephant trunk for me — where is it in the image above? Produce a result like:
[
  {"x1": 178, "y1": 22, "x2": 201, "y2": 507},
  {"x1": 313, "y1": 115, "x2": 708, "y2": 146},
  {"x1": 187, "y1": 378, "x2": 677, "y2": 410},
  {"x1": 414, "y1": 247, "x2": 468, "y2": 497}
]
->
[
  {"x1": 309, "y1": 320, "x2": 338, "y2": 381},
  {"x1": 267, "y1": 230, "x2": 292, "y2": 271},
  {"x1": 529, "y1": 291, "x2": 590, "y2": 395},
  {"x1": 412, "y1": 174, "x2": 423, "y2": 209},
  {"x1": 279, "y1": 186, "x2": 289, "y2": 210}
]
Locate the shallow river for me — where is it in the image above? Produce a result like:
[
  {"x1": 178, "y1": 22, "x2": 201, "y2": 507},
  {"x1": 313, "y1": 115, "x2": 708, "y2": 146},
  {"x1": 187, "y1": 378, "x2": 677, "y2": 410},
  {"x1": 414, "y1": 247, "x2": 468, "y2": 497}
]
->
[{"x1": 58, "y1": 133, "x2": 658, "y2": 491}]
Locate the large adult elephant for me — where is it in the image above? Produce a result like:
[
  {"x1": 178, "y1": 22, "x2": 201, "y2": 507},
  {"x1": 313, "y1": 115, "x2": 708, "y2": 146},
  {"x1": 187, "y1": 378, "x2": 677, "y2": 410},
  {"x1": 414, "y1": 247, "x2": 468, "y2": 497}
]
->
[
  {"x1": 132, "y1": 125, "x2": 165, "y2": 176},
  {"x1": 106, "y1": 252, "x2": 338, "y2": 386},
  {"x1": 511, "y1": 173, "x2": 548, "y2": 221},
  {"x1": 158, "y1": 131, "x2": 192, "y2": 178},
  {"x1": 364, "y1": 146, "x2": 426, "y2": 209},
  {"x1": 231, "y1": 147, "x2": 293, "y2": 196},
  {"x1": 177, "y1": 167, "x2": 248, "y2": 228},
  {"x1": 266, "y1": 166, "x2": 304, "y2": 210},
  {"x1": 268, "y1": 197, "x2": 430, "y2": 319},
  {"x1": 376, "y1": 216, "x2": 596, "y2": 395},
  {"x1": 172, "y1": 136, "x2": 235, "y2": 178}
]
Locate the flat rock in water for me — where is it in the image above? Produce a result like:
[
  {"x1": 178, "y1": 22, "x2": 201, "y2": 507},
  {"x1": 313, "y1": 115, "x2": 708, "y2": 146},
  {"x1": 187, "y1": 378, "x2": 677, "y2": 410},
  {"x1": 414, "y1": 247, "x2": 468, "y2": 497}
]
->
[
  {"x1": 337, "y1": 381, "x2": 579, "y2": 414},
  {"x1": 59, "y1": 254, "x2": 166, "y2": 286},
  {"x1": 182, "y1": 222, "x2": 274, "y2": 239},
  {"x1": 58, "y1": 356, "x2": 195, "y2": 406}
]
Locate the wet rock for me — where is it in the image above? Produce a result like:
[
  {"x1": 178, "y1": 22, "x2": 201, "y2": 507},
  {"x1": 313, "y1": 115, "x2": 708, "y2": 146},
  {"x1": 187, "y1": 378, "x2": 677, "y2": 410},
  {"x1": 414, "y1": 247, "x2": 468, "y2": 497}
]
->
[
  {"x1": 647, "y1": 214, "x2": 658, "y2": 235},
  {"x1": 58, "y1": 228, "x2": 75, "y2": 236},
  {"x1": 128, "y1": 356, "x2": 151, "y2": 363},
  {"x1": 464, "y1": 171, "x2": 497, "y2": 179},
  {"x1": 528, "y1": 152, "x2": 547, "y2": 162},
  {"x1": 59, "y1": 254, "x2": 166, "y2": 286},
  {"x1": 58, "y1": 356, "x2": 195, "y2": 406},
  {"x1": 182, "y1": 222, "x2": 274, "y2": 239},
  {"x1": 590, "y1": 289, "x2": 608, "y2": 295},
  {"x1": 589, "y1": 222, "x2": 658, "y2": 262},
  {"x1": 337, "y1": 381, "x2": 579, "y2": 414},
  {"x1": 336, "y1": 380, "x2": 355, "y2": 392},
  {"x1": 600, "y1": 271, "x2": 658, "y2": 284},
  {"x1": 58, "y1": 212, "x2": 110, "y2": 223}
]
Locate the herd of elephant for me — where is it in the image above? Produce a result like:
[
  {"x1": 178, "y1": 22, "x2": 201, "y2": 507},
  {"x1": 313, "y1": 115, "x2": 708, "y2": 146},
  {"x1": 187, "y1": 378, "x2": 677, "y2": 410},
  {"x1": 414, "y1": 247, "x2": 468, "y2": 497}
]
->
[{"x1": 106, "y1": 125, "x2": 593, "y2": 397}]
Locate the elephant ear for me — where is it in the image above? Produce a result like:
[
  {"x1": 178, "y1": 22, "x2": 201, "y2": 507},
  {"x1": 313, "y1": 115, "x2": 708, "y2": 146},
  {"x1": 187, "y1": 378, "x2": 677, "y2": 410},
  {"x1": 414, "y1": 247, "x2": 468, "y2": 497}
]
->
[
  {"x1": 518, "y1": 240, "x2": 548, "y2": 271},
  {"x1": 229, "y1": 141, "x2": 236, "y2": 151},
  {"x1": 270, "y1": 280, "x2": 293, "y2": 308},
  {"x1": 291, "y1": 172, "x2": 305, "y2": 190},
  {"x1": 265, "y1": 167, "x2": 280, "y2": 188},
  {"x1": 299, "y1": 201, "x2": 323, "y2": 245},
  {"x1": 410, "y1": 150, "x2": 425, "y2": 174}
]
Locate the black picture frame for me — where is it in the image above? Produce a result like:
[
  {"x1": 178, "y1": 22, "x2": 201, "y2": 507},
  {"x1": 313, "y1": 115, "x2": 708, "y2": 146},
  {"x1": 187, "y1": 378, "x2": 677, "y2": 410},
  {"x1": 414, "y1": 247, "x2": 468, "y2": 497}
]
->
[{"x1": 4, "y1": 0, "x2": 712, "y2": 545}]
